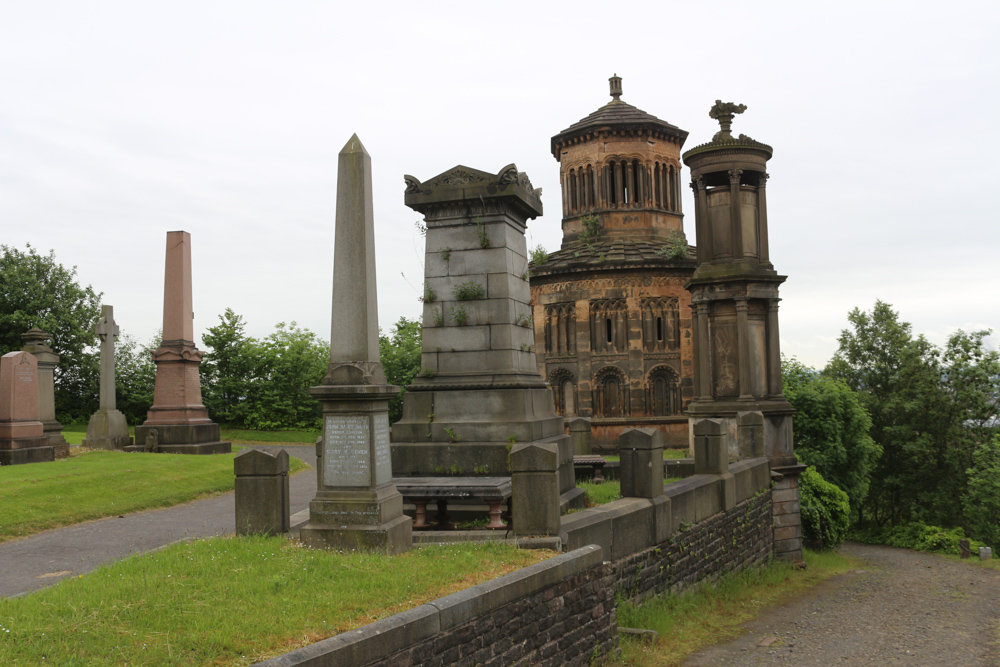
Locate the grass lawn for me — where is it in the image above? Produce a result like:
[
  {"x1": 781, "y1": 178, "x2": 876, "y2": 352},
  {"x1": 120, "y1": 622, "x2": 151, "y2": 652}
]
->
[
  {"x1": 602, "y1": 449, "x2": 688, "y2": 462},
  {"x1": 578, "y1": 478, "x2": 685, "y2": 507},
  {"x1": 0, "y1": 450, "x2": 308, "y2": 543},
  {"x1": 610, "y1": 548, "x2": 859, "y2": 666},
  {"x1": 0, "y1": 536, "x2": 553, "y2": 666},
  {"x1": 61, "y1": 424, "x2": 319, "y2": 447}
]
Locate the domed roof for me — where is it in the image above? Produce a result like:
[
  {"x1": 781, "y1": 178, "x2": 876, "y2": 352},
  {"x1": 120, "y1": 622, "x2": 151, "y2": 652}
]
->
[{"x1": 551, "y1": 75, "x2": 688, "y2": 158}]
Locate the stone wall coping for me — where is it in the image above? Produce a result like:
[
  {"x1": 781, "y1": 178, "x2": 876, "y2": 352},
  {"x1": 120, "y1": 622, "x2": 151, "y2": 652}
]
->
[{"x1": 253, "y1": 545, "x2": 604, "y2": 667}]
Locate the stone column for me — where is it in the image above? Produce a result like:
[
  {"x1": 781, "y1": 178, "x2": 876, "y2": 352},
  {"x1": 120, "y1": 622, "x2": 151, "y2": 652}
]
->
[
  {"x1": 298, "y1": 134, "x2": 411, "y2": 555},
  {"x1": 767, "y1": 300, "x2": 784, "y2": 398},
  {"x1": 693, "y1": 178, "x2": 711, "y2": 263},
  {"x1": 0, "y1": 351, "x2": 54, "y2": 465},
  {"x1": 757, "y1": 172, "x2": 770, "y2": 262},
  {"x1": 82, "y1": 306, "x2": 132, "y2": 450},
  {"x1": 728, "y1": 169, "x2": 744, "y2": 258},
  {"x1": 694, "y1": 303, "x2": 712, "y2": 399},
  {"x1": 20, "y1": 328, "x2": 68, "y2": 456},
  {"x1": 136, "y1": 233, "x2": 230, "y2": 455},
  {"x1": 735, "y1": 298, "x2": 753, "y2": 400}
]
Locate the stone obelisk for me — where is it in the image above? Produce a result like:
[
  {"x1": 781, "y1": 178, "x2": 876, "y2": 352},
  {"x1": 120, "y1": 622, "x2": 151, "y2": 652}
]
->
[
  {"x1": 298, "y1": 134, "x2": 412, "y2": 554},
  {"x1": 135, "y1": 231, "x2": 230, "y2": 455},
  {"x1": 82, "y1": 306, "x2": 132, "y2": 450},
  {"x1": 20, "y1": 328, "x2": 69, "y2": 457}
]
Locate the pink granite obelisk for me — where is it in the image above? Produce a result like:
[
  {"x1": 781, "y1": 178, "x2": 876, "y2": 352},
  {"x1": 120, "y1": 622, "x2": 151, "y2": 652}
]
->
[
  {"x1": 134, "y1": 231, "x2": 230, "y2": 455},
  {"x1": 0, "y1": 351, "x2": 55, "y2": 465}
]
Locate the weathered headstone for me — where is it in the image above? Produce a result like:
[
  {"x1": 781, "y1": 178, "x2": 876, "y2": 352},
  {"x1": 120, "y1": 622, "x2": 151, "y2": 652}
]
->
[
  {"x1": 235, "y1": 449, "x2": 290, "y2": 536},
  {"x1": 959, "y1": 539, "x2": 971, "y2": 559},
  {"x1": 297, "y1": 134, "x2": 411, "y2": 554},
  {"x1": 0, "y1": 351, "x2": 55, "y2": 465},
  {"x1": 568, "y1": 417, "x2": 593, "y2": 456},
  {"x1": 20, "y1": 328, "x2": 69, "y2": 457},
  {"x1": 511, "y1": 441, "x2": 560, "y2": 536},
  {"x1": 980, "y1": 546, "x2": 992, "y2": 561},
  {"x1": 82, "y1": 306, "x2": 132, "y2": 450},
  {"x1": 619, "y1": 427, "x2": 665, "y2": 499},
  {"x1": 134, "y1": 232, "x2": 230, "y2": 454}
]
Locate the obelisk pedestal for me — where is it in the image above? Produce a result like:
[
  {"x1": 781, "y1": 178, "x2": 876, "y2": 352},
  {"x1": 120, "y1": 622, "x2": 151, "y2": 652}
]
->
[
  {"x1": 298, "y1": 134, "x2": 411, "y2": 554},
  {"x1": 82, "y1": 306, "x2": 133, "y2": 450},
  {"x1": 20, "y1": 328, "x2": 69, "y2": 457},
  {"x1": 134, "y1": 231, "x2": 230, "y2": 455},
  {"x1": 0, "y1": 351, "x2": 55, "y2": 465}
]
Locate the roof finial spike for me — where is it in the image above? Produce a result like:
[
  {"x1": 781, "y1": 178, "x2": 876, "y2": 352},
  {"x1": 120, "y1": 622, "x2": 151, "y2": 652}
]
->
[{"x1": 609, "y1": 74, "x2": 622, "y2": 101}]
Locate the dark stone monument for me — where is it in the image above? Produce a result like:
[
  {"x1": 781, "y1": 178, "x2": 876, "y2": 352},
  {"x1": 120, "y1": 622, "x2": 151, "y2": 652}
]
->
[
  {"x1": 619, "y1": 427, "x2": 665, "y2": 499},
  {"x1": 235, "y1": 449, "x2": 290, "y2": 536}
]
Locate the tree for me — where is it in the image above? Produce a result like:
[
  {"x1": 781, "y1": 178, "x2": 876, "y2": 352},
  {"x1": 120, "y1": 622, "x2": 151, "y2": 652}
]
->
[
  {"x1": 202, "y1": 309, "x2": 258, "y2": 426},
  {"x1": 379, "y1": 317, "x2": 422, "y2": 424},
  {"x1": 783, "y1": 356, "x2": 879, "y2": 515},
  {"x1": 0, "y1": 244, "x2": 102, "y2": 422},
  {"x1": 248, "y1": 322, "x2": 328, "y2": 430},
  {"x1": 964, "y1": 434, "x2": 1000, "y2": 548},
  {"x1": 798, "y1": 466, "x2": 851, "y2": 550},
  {"x1": 115, "y1": 331, "x2": 157, "y2": 425}
]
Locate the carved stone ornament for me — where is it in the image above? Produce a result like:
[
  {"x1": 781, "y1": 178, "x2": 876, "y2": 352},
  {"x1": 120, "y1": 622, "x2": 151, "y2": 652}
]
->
[
  {"x1": 709, "y1": 100, "x2": 748, "y2": 142},
  {"x1": 403, "y1": 175, "x2": 421, "y2": 194},
  {"x1": 728, "y1": 169, "x2": 743, "y2": 183},
  {"x1": 498, "y1": 164, "x2": 519, "y2": 186}
]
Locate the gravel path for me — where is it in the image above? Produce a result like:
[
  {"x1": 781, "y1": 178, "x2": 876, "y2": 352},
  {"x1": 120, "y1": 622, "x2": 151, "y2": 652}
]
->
[{"x1": 683, "y1": 541, "x2": 1000, "y2": 666}]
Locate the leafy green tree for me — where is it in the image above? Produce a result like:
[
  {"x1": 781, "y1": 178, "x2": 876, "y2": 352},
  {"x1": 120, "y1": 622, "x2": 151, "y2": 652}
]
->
[
  {"x1": 783, "y1": 356, "x2": 879, "y2": 515},
  {"x1": 202, "y1": 310, "x2": 259, "y2": 426},
  {"x1": 115, "y1": 331, "x2": 158, "y2": 425},
  {"x1": 964, "y1": 434, "x2": 1000, "y2": 548},
  {"x1": 244, "y1": 322, "x2": 328, "y2": 430},
  {"x1": 798, "y1": 466, "x2": 851, "y2": 550},
  {"x1": 379, "y1": 317, "x2": 422, "y2": 424},
  {"x1": 0, "y1": 244, "x2": 102, "y2": 422}
]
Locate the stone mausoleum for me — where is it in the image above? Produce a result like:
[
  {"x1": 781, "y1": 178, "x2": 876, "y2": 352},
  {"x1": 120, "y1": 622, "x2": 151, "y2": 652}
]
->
[{"x1": 529, "y1": 76, "x2": 697, "y2": 451}]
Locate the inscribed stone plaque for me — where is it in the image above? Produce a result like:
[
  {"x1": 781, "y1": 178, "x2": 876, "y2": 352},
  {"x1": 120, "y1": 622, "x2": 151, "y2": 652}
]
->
[
  {"x1": 373, "y1": 412, "x2": 392, "y2": 485},
  {"x1": 323, "y1": 415, "x2": 371, "y2": 487}
]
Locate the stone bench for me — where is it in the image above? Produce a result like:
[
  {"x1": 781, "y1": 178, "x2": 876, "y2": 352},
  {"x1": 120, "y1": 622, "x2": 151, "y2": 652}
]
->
[
  {"x1": 573, "y1": 455, "x2": 606, "y2": 483},
  {"x1": 392, "y1": 477, "x2": 512, "y2": 531}
]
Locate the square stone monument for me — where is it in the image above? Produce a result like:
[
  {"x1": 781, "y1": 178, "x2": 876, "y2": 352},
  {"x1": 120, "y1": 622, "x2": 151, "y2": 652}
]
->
[
  {"x1": 82, "y1": 306, "x2": 133, "y2": 450},
  {"x1": 297, "y1": 134, "x2": 411, "y2": 554},
  {"x1": 0, "y1": 351, "x2": 55, "y2": 465},
  {"x1": 134, "y1": 232, "x2": 230, "y2": 455},
  {"x1": 392, "y1": 164, "x2": 584, "y2": 511},
  {"x1": 20, "y1": 328, "x2": 69, "y2": 457}
]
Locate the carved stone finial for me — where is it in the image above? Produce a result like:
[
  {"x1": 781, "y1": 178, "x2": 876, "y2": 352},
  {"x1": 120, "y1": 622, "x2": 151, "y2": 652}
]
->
[
  {"x1": 609, "y1": 73, "x2": 622, "y2": 101},
  {"x1": 709, "y1": 100, "x2": 747, "y2": 141}
]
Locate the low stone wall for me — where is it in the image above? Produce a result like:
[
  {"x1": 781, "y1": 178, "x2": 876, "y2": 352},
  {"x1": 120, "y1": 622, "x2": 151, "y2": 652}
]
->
[{"x1": 255, "y1": 546, "x2": 617, "y2": 667}]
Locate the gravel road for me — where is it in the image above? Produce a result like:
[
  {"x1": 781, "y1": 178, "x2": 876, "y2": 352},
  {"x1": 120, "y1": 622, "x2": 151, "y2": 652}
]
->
[{"x1": 683, "y1": 541, "x2": 1000, "y2": 666}]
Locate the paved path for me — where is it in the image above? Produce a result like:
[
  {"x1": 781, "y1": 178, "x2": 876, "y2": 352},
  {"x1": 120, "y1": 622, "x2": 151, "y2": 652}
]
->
[
  {"x1": 683, "y1": 541, "x2": 1000, "y2": 667},
  {"x1": 0, "y1": 445, "x2": 317, "y2": 598}
]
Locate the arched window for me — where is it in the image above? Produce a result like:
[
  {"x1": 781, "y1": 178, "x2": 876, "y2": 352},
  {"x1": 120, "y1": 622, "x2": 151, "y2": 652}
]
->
[
  {"x1": 594, "y1": 366, "x2": 629, "y2": 418},
  {"x1": 646, "y1": 365, "x2": 681, "y2": 416},
  {"x1": 548, "y1": 369, "x2": 576, "y2": 416}
]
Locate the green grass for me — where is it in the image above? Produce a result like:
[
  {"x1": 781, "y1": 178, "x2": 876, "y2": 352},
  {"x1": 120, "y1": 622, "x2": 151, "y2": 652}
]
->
[
  {"x1": 602, "y1": 449, "x2": 688, "y2": 462},
  {"x1": 610, "y1": 548, "x2": 859, "y2": 666},
  {"x1": 0, "y1": 536, "x2": 554, "y2": 666},
  {"x1": 580, "y1": 479, "x2": 622, "y2": 505},
  {"x1": 61, "y1": 424, "x2": 319, "y2": 447},
  {"x1": 0, "y1": 450, "x2": 308, "y2": 542}
]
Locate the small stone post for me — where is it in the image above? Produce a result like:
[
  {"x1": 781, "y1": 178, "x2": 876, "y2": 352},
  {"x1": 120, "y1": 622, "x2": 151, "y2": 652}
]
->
[
  {"x1": 0, "y1": 351, "x2": 54, "y2": 465},
  {"x1": 20, "y1": 328, "x2": 68, "y2": 457},
  {"x1": 693, "y1": 418, "x2": 728, "y2": 475},
  {"x1": 298, "y1": 134, "x2": 411, "y2": 555},
  {"x1": 511, "y1": 441, "x2": 561, "y2": 536},
  {"x1": 619, "y1": 428, "x2": 665, "y2": 498},
  {"x1": 82, "y1": 306, "x2": 132, "y2": 450},
  {"x1": 234, "y1": 449, "x2": 290, "y2": 536},
  {"x1": 568, "y1": 417, "x2": 592, "y2": 456},
  {"x1": 737, "y1": 411, "x2": 765, "y2": 459}
]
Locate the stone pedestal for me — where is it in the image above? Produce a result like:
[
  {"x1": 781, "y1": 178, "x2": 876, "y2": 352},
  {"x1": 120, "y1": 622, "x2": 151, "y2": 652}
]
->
[
  {"x1": 20, "y1": 328, "x2": 68, "y2": 457},
  {"x1": 298, "y1": 134, "x2": 411, "y2": 554},
  {"x1": 136, "y1": 232, "x2": 229, "y2": 455},
  {"x1": 235, "y1": 449, "x2": 290, "y2": 536},
  {"x1": 619, "y1": 427, "x2": 665, "y2": 498},
  {"x1": 568, "y1": 417, "x2": 593, "y2": 456},
  {"x1": 771, "y1": 464, "x2": 807, "y2": 561},
  {"x1": 0, "y1": 352, "x2": 54, "y2": 465},
  {"x1": 693, "y1": 418, "x2": 729, "y2": 475},
  {"x1": 511, "y1": 440, "x2": 561, "y2": 536}
]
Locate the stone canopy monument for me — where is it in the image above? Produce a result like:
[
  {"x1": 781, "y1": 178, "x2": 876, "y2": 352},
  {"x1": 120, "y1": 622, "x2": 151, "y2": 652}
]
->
[
  {"x1": 82, "y1": 306, "x2": 133, "y2": 450},
  {"x1": 135, "y1": 231, "x2": 230, "y2": 455},
  {"x1": 297, "y1": 134, "x2": 412, "y2": 555},
  {"x1": 20, "y1": 328, "x2": 69, "y2": 457},
  {"x1": 391, "y1": 163, "x2": 583, "y2": 510},
  {"x1": 682, "y1": 101, "x2": 804, "y2": 561},
  {"x1": 0, "y1": 351, "x2": 55, "y2": 465}
]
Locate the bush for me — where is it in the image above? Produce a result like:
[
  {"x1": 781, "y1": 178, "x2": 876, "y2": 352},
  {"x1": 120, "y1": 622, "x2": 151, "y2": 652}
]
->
[
  {"x1": 799, "y1": 466, "x2": 850, "y2": 549},
  {"x1": 851, "y1": 522, "x2": 987, "y2": 555},
  {"x1": 452, "y1": 281, "x2": 484, "y2": 301},
  {"x1": 964, "y1": 435, "x2": 1000, "y2": 548}
]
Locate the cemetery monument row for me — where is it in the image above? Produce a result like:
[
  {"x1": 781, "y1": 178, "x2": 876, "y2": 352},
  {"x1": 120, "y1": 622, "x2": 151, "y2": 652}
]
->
[
  {"x1": 297, "y1": 134, "x2": 412, "y2": 555},
  {"x1": 20, "y1": 327, "x2": 69, "y2": 456},
  {"x1": 134, "y1": 231, "x2": 230, "y2": 455}
]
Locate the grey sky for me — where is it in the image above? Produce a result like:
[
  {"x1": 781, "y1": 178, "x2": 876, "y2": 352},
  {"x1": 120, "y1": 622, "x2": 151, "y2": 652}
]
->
[{"x1": 2, "y1": 1, "x2": 997, "y2": 368}]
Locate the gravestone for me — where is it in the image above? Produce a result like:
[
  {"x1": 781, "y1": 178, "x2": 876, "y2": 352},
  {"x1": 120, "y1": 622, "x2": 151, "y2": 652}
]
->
[
  {"x1": 134, "y1": 232, "x2": 230, "y2": 454},
  {"x1": 391, "y1": 163, "x2": 584, "y2": 512},
  {"x1": 20, "y1": 328, "x2": 69, "y2": 457},
  {"x1": 0, "y1": 351, "x2": 55, "y2": 465},
  {"x1": 619, "y1": 427, "x2": 665, "y2": 499},
  {"x1": 297, "y1": 134, "x2": 411, "y2": 555},
  {"x1": 980, "y1": 546, "x2": 992, "y2": 561},
  {"x1": 235, "y1": 449, "x2": 290, "y2": 536},
  {"x1": 82, "y1": 306, "x2": 133, "y2": 450}
]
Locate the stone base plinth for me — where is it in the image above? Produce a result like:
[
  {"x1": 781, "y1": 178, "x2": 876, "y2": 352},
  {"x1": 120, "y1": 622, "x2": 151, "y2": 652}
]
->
[
  {"x1": 0, "y1": 435, "x2": 55, "y2": 465},
  {"x1": 83, "y1": 409, "x2": 133, "y2": 450},
  {"x1": 299, "y1": 514, "x2": 412, "y2": 555},
  {"x1": 43, "y1": 421, "x2": 69, "y2": 458},
  {"x1": 133, "y1": 423, "x2": 230, "y2": 455}
]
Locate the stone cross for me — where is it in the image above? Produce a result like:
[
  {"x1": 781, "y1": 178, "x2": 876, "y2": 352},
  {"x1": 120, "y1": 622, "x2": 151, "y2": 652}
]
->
[{"x1": 94, "y1": 305, "x2": 120, "y2": 411}]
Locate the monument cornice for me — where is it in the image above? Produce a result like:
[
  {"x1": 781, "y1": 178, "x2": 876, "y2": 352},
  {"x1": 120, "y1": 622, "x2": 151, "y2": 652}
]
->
[{"x1": 404, "y1": 164, "x2": 542, "y2": 220}]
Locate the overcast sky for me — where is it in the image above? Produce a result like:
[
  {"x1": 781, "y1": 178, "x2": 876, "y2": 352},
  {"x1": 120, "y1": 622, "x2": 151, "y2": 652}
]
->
[{"x1": 2, "y1": 1, "x2": 997, "y2": 369}]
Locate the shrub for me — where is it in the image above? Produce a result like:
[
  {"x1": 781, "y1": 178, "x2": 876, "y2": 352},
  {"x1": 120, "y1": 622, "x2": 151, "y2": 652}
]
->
[
  {"x1": 964, "y1": 435, "x2": 1000, "y2": 548},
  {"x1": 530, "y1": 244, "x2": 548, "y2": 265},
  {"x1": 656, "y1": 230, "x2": 689, "y2": 260},
  {"x1": 452, "y1": 281, "x2": 484, "y2": 301},
  {"x1": 799, "y1": 466, "x2": 850, "y2": 549},
  {"x1": 851, "y1": 522, "x2": 987, "y2": 555}
]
